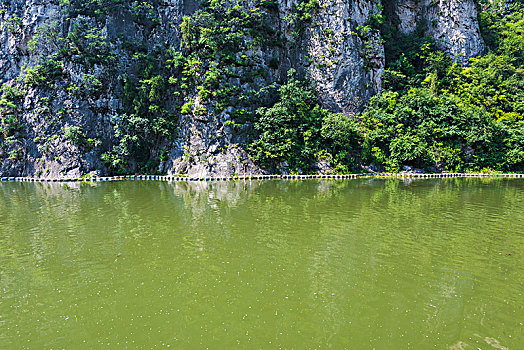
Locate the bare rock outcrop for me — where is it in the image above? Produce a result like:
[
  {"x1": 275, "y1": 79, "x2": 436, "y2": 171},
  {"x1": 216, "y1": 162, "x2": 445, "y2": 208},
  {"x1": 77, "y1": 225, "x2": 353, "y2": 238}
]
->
[
  {"x1": 0, "y1": 0, "x2": 486, "y2": 177},
  {"x1": 394, "y1": 0, "x2": 485, "y2": 63}
]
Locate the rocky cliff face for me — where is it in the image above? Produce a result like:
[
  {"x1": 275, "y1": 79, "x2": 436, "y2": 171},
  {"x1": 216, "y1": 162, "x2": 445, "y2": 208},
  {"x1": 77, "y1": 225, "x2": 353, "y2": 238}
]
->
[
  {"x1": 306, "y1": 0, "x2": 384, "y2": 114},
  {"x1": 0, "y1": 0, "x2": 484, "y2": 177},
  {"x1": 393, "y1": 0, "x2": 485, "y2": 63}
]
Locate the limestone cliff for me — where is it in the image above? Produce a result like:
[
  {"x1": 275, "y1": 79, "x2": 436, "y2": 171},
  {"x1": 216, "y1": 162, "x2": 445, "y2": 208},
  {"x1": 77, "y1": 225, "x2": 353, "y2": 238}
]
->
[
  {"x1": 393, "y1": 0, "x2": 484, "y2": 63},
  {"x1": 0, "y1": 0, "x2": 484, "y2": 177}
]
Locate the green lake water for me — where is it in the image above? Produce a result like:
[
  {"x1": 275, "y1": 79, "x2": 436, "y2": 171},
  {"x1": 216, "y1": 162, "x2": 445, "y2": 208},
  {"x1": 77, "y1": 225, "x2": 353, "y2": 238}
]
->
[{"x1": 0, "y1": 179, "x2": 523, "y2": 349}]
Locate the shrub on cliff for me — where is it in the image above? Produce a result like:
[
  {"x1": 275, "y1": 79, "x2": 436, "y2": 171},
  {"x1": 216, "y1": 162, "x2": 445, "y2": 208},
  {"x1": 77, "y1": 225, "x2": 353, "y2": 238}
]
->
[
  {"x1": 359, "y1": 88, "x2": 510, "y2": 172},
  {"x1": 361, "y1": 0, "x2": 524, "y2": 172},
  {"x1": 249, "y1": 70, "x2": 361, "y2": 173}
]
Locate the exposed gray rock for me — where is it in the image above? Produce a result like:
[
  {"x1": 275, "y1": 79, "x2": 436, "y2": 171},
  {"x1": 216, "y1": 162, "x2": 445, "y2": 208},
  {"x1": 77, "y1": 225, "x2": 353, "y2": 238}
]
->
[
  {"x1": 307, "y1": 0, "x2": 385, "y2": 114},
  {"x1": 0, "y1": 0, "x2": 487, "y2": 177},
  {"x1": 394, "y1": 0, "x2": 485, "y2": 63}
]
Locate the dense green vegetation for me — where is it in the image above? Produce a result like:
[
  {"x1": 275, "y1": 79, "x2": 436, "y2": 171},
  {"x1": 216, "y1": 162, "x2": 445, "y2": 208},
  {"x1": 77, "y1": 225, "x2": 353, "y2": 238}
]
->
[
  {"x1": 249, "y1": 0, "x2": 524, "y2": 174},
  {"x1": 1, "y1": 0, "x2": 523, "y2": 175},
  {"x1": 357, "y1": 0, "x2": 524, "y2": 172},
  {"x1": 77, "y1": 0, "x2": 288, "y2": 174},
  {"x1": 249, "y1": 69, "x2": 361, "y2": 173},
  {"x1": 101, "y1": 0, "x2": 317, "y2": 174},
  {"x1": 0, "y1": 85, "x2": 24, "y2": 161}
]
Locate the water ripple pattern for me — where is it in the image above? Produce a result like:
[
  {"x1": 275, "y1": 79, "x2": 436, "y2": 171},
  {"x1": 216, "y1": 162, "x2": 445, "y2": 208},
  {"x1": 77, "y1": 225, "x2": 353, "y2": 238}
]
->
[{"x1": 0, "y1": 178, "x2": 523, "y2": 349}]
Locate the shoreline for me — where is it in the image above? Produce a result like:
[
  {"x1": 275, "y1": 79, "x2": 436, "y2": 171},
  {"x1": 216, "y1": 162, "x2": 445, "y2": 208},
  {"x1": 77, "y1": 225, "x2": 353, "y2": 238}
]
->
[{"x1": 1, "y1": 173, "x2": 524, "y2": 183}]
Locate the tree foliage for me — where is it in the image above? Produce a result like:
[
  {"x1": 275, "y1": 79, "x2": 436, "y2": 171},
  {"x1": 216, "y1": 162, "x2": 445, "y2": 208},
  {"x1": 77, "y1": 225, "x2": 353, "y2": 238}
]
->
[
  {"x1": 355, "y1": 0, "x2": 524, "y2": 172},
  {"x1": 249, "y1": 70, "x2": 362, "y2": 173}
]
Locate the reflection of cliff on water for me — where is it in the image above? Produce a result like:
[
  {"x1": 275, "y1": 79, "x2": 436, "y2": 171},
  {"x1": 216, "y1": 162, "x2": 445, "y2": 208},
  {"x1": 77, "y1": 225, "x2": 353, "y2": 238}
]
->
[
  {"x1": 1, "y1": 178, "x2": 522, "y2": 264},
  {"x1": 1, "y1": 179, "x2": 523, "y2": 348}
]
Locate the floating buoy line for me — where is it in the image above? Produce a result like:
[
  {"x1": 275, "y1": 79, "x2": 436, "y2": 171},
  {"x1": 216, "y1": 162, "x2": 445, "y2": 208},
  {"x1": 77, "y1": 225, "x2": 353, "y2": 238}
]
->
[{"x1": 1, "y1": 173, "x2": 523, "y2": 183}]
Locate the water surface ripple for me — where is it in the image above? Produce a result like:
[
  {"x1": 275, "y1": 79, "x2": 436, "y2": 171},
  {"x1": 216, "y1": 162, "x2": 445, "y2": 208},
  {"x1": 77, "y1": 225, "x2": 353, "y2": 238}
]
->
[{"x1": 0, "y1": 179, "x2": 523, "y2": 349}]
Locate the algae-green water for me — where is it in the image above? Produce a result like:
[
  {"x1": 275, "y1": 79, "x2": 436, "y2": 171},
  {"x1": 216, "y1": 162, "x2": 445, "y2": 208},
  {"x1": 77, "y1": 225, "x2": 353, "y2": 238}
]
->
[{"x1": 1, "y1": 179, "x2": 523, "y2": 349}]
